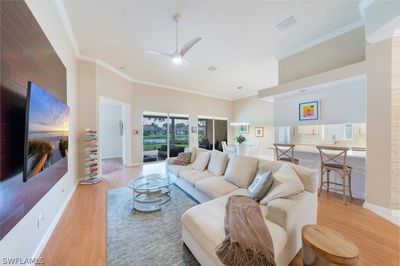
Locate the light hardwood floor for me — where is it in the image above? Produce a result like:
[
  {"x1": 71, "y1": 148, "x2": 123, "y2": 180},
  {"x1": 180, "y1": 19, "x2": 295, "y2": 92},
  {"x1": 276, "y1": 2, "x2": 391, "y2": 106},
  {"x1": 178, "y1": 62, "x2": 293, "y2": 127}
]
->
[{"x1": 39, "y1": 162, "x2": 399, "y2": 266}]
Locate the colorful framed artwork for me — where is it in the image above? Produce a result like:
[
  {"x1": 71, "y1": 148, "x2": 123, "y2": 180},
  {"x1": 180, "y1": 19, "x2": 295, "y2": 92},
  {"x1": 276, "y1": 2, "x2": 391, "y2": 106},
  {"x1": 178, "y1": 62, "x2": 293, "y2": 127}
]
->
[
  {"x1": 238, "y1": 125, "x2": 249, "y2": 134},
  {"x1": 299, "y1": 101, "x2": 320, "y2": 121},
  {"x1": 255, "y1": 127, "x2": 264, "y2": 137}
]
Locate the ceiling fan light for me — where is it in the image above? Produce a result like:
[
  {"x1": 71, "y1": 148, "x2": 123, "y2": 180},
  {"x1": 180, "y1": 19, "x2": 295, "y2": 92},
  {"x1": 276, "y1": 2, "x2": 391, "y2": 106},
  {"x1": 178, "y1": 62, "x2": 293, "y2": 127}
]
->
[{"x1": 172, "y1": 56, "x2": 182, "y2": 64}]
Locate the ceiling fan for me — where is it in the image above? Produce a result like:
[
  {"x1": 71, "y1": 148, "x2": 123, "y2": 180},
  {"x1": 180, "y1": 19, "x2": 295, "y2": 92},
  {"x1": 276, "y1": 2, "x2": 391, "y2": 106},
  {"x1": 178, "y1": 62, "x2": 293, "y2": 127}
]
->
[{"x1": 146, "y1": 14, "x2": 202, "y2": 65}]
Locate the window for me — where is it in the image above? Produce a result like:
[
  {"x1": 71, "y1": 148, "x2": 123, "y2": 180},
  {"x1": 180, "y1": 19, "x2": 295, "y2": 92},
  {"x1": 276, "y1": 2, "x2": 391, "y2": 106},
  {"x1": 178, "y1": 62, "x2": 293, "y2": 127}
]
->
[
  {"x1": 276, "y1": 127, "x2": 292, "y2": 144},
  {"x1": 322, "y1": 123, "x2": 353, "y2": 141}
]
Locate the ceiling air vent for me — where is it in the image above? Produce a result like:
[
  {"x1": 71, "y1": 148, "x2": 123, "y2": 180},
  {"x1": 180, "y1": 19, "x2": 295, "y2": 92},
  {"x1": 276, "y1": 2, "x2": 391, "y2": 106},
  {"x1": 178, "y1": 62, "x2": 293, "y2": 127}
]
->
[
  {"x1": 274, "y1": 16, "x2": 297, "y2": 33},
  {"x1": 207, "y1": 66, "x2": 217, "y2": 72}
]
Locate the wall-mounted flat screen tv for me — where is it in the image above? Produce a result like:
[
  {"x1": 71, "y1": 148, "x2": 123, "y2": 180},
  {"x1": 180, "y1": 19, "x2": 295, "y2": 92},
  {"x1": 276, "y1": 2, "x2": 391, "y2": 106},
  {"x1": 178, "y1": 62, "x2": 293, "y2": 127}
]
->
[{"x1": 23, "y1": 82, "x2": 70, "y2": 182}]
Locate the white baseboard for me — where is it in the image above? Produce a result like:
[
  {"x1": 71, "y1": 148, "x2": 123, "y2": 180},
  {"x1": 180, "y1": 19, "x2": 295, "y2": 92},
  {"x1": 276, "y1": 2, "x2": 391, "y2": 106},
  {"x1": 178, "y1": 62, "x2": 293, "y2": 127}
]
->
[
  {"x1": 32, "y1": 180, "x2": 79, "y2": 261},
  {"x1": 126, "y1": 162, "x2": 143, "y2": 167},
  {"x1": 101, "y1": 155, "x2": 123, "y2": 160},
  {"x1": 363, "y1": 202, "x2": 400, "y2": 226}
]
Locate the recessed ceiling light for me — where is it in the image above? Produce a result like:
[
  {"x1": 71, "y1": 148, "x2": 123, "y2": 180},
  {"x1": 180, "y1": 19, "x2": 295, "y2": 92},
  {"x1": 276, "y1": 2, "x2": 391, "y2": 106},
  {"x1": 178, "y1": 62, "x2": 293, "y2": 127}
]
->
[
  {"x1": 207, "y1": 66, "x2": 217, "y2": 72},
  {"x1": 274, "y1": 16, "x2": 298, "y2": 33}
]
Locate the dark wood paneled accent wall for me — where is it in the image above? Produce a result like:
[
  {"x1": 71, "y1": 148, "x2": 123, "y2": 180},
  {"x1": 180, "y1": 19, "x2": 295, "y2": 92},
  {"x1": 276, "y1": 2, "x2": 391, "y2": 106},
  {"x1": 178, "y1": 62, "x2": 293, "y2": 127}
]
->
[{"x1": 0, "y1": 1, "x2": 67, "y2": 239}]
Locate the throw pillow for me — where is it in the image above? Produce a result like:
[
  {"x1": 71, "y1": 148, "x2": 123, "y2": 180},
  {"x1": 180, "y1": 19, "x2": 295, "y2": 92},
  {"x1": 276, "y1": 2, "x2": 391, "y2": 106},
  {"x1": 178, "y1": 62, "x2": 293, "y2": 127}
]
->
[
  {"x1": 190, "y1": 146, "x2": 197, "y2": 163},
  {"x1": 173, "y1": 152, "x2": 192, "y2": 166},
  {"x1": 192, "y1": 150, "x2": 211, "y2": 171},
  {"x1": 260, "y1": 164, "x2": 305, "y2": 205},
  {"x1": 208, "y1": 150, "x2": 229, "y2": 176},
  {"x1": 248, "y1": 169, "x2": 273, "y2": 200},
  {"x1": 224, "y1": 155, "x2": 259, "y2": 188}
]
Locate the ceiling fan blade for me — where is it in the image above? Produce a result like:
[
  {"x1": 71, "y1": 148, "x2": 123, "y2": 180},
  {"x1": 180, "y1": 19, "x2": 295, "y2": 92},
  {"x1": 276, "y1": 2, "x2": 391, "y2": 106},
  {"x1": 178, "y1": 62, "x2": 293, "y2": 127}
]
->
[
  {"x1": 146, "y1": 51, "x2": 174, "y2": 58},
  {"x1": 180, "y1": 37, "x2": 202, "y2": 57}
]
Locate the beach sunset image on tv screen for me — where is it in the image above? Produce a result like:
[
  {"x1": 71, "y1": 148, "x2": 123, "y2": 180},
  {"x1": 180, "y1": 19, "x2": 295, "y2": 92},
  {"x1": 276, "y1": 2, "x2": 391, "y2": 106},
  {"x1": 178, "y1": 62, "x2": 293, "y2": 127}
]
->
[{"x1": 24, "y1": 82, "x2": 70, "y2": 181}]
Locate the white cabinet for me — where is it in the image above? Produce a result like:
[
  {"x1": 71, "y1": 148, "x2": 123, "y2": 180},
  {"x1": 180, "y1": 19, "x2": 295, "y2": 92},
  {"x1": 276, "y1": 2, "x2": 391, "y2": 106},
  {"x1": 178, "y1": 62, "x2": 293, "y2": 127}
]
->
[
  {"x1": 358, "y1": 124, "x2": 367, "y2": 136},
  {"x1": 296, "y1": 125, "x2": 319, "y2": 135}
]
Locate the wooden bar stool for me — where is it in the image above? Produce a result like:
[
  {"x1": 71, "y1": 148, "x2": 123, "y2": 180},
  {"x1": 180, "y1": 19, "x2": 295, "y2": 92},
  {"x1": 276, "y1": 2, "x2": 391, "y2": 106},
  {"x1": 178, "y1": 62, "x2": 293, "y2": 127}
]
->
[
  {"x1": 273, "y1": 144, "x2": 299, "y2": 165},
  {"x1": 316, "y1": 146, "x2": 353, "y2": 205}
]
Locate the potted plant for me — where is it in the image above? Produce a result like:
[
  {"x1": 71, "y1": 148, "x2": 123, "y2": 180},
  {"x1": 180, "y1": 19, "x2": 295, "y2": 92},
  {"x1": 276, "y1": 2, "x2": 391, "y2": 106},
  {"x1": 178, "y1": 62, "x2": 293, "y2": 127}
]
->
[{"x1": 235, "y1": 135, "x2": 248, "y2": 155}]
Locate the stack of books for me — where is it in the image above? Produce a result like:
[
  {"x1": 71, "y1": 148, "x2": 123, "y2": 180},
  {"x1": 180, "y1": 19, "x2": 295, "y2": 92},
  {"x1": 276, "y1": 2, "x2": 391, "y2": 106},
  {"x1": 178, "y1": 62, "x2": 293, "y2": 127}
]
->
[{"x1": 80, "y1": 128, "x2": 102, "y2": 185}]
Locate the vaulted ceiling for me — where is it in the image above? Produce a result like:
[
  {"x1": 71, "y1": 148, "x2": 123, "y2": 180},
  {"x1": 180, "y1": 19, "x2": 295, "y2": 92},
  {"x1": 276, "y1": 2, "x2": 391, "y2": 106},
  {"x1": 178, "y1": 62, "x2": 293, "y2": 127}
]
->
[{"x1": 63, "y1": 0, "x2": 362, "y2": 100}]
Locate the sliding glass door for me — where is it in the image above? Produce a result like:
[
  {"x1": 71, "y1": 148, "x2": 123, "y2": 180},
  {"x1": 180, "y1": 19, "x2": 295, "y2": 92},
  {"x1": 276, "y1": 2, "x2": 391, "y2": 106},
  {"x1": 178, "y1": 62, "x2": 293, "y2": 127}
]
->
[
  {"x1": 143, "y1": 115, "x2": 168, "y2": 162},
  {"x1": 169, "y1": 115, "x2": 189, "y2": 157},
  {"x1": 198, "y1": 117, "x2": 228, "y2": 151},
  {"x1": 198, "y1": 118, "x2": 213, "y2": 150},
  {"x1": 143, "y1": 113, "x2": 189, "y2": 162},
  {"x1": 214, "y1": 119, "x2": 228, "y2": 151}
]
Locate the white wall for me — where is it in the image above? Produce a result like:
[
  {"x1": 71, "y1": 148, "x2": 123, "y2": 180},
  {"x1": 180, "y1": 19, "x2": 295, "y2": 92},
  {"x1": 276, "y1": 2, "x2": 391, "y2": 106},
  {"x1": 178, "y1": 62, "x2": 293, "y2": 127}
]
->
[
  {"x1": 0, "y1": 0, "x2": 78, "y2": 261},
  {"x1": 77, "y1": 60, "x2": 233, "y2": 169},
  {"x1": 273, "y1": 78, "x2": 366, "y2": 127},
  {"x1": 366, "y1": 38, "x2": 393, "y2": 210},
  {"x1": 232, "y1": 96, "x2": 275, "y2": 156},
  {"x1": 99, "y1": 103, "x2": 123, "y2": 159},
  {"x1": 232, "y1": 95, "x2": 274, "y2": 126},
  {"x1": 279, "y1": 27, "x2": 365, "y2": 83}
]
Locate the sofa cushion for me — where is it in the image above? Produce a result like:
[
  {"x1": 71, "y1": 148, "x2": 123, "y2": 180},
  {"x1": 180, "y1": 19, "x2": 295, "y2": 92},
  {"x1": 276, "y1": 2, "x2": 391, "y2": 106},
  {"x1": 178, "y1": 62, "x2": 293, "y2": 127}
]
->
[
  {"x1": 224, "y1": 155, "x2": 259, "y2": 188},
  {"x1": 290, "y1": 165, "x2": 317, "y2": 193},
  {"x1": 260, "y1": 164, "x2": 305, "y2": 205},
  {"x1": 195, "y1": 147, "x2": 208, "y2": 156},
  {"x1": 265, "y1": 191, "x2": 317, "y2": 232},
  {"x1": 181, "y1": 189, "x2": 287, "y2": 261},
  {"x1": 258, "y1": 159, "x2": 317, "y2": 193},
  {"x1": 190, "y1": 146, "x2": 197, "y2": 163},
  {"x1": 195, "y1": 176, "x2": 239, "y2": 200},
  {"x1": 192, "y1": 150, "x2": 211, "y2": 171},
  {"x1": 207, "y1": 150, "x2": 229, "y2": 176},
  {"x1": 167, "y1": 164, "x2": 192, "y2": 176},
  {"x1": 248, "y1": 169, "x2": 273, "y2": 200},
  {"x1": 179, "y1": 170, "x2": 214, "y2": 186},
  {"x1": 257, "y1": 159, "x2": 284, "y2": 173}
]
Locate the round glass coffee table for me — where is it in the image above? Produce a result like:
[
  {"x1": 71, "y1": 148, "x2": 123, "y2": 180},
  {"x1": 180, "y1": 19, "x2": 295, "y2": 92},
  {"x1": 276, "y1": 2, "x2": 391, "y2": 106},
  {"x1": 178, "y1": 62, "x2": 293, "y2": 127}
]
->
[{"x1": 127, "y1": 173, "x2": 177, "y2": 212}]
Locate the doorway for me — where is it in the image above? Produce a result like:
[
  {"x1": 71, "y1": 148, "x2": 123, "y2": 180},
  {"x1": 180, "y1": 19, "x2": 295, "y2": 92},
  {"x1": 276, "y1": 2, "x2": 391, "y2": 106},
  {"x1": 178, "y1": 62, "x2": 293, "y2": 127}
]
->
[{"x1": 99, "y1": 96, "x2": 131, "y2": 175}]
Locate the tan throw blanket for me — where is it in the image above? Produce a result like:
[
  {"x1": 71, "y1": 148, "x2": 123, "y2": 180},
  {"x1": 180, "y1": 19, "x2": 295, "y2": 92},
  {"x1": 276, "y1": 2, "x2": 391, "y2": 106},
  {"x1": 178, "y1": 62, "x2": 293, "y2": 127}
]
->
[{"x1": 216, "y1": 195, "x2": 276, "y2": 266}]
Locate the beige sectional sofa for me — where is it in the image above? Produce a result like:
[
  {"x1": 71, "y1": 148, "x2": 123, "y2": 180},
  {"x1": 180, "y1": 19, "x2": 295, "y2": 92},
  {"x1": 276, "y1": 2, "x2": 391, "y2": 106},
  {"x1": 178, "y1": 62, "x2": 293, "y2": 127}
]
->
[{"x1": 166, "y1": 147, "x2": 318, "y2": 266}]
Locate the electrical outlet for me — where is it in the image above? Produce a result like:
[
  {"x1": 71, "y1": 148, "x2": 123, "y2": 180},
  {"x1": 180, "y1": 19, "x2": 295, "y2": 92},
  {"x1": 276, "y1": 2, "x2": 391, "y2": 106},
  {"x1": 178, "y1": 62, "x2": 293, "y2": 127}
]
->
[{"x1": 37, "y1": 211, "x2": 45, "y2": 228}]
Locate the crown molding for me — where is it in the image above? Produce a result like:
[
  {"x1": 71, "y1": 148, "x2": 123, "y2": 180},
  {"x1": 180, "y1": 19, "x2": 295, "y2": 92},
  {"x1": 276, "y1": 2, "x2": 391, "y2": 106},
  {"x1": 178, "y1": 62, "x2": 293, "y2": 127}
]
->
[
  {"x1": 55, "y1": 0, "x2": 363, "y2": 103},
  {"x1": 358, "y1": 0, "x2": 375, "y2": 19},
  {"x1": 230, "y1": 92, "x2": 258, "y2": 101},
  {"x1": 394, "y1": 27, "x2": 400, "y2": 37},
  {"x1": 77, "y1": 55, "x2": 234, "y2": 101},
  {"x1": 54, "y1": 0, "x2": 236, "y2": 101},
  {"x1": 54, "y1": 0, "x2": 80, "y2": 57},
  {"x1": 276, "y1": 20, "x2": 364, "y2": 60},
  {"x1": 366, "y1": 16, "x2": 400, "y2": 44}
]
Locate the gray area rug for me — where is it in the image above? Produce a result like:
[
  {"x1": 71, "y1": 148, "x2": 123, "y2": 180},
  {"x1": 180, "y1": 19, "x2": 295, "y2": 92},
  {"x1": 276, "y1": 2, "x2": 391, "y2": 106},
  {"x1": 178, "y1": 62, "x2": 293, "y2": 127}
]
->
[{"x1": 107, "y1": 185, "x2": 201, "y2": 266}]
